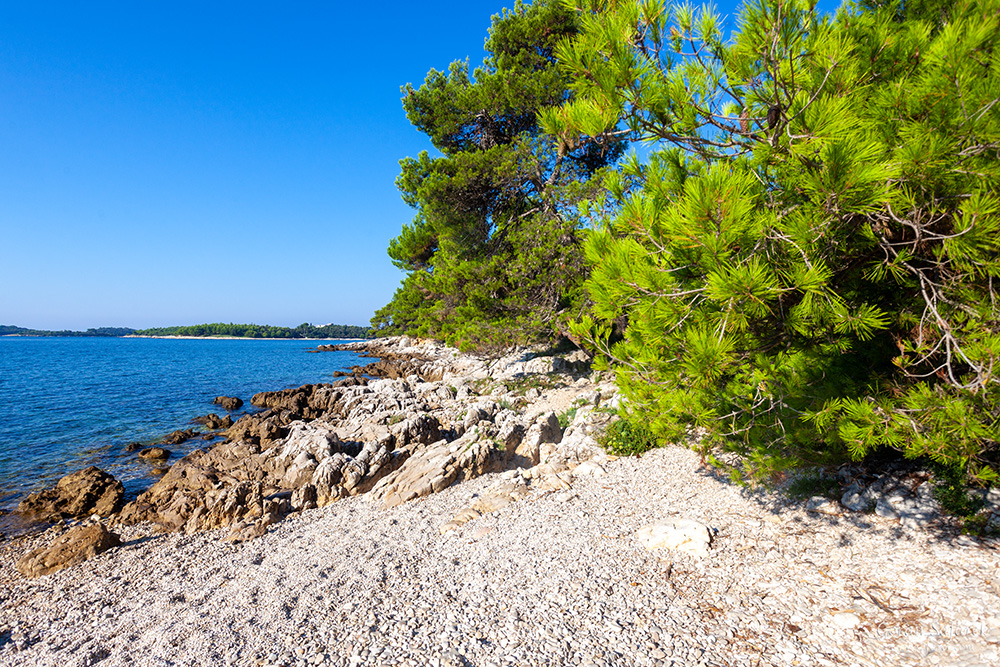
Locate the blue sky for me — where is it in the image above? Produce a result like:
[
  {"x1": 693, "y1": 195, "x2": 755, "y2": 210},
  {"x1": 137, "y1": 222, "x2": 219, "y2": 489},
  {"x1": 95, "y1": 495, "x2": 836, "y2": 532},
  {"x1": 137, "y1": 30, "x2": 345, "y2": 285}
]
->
[{"x1": 0, "y1": 0, "x2": 841, "y2": 331}]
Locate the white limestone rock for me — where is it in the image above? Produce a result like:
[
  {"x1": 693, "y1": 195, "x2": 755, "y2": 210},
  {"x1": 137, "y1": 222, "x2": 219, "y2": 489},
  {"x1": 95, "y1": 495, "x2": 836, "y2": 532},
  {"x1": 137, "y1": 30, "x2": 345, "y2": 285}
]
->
[
  {"x1": 830, "y1": 611, "x2": 861, "y2": 629},
  {"x1": 572, "y1": 461, "x2": 607, "y2": 478},
  {"x1": 806, "y1": 496, "x2": 842, "y2": 515},
  {"x1": 635, "y1": 519, "x2": 712, "y2": 557}
]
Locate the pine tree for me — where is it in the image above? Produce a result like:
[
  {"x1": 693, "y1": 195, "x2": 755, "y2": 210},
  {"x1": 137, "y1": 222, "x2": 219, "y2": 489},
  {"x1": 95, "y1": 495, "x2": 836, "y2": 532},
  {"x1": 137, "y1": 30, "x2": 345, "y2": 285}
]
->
[
  {"x1": 547, "y1": 0, "x2": 1000, "y2": 483},
  {"x1": 373, "y1": 0, "x2": 625, "y2": 352}
]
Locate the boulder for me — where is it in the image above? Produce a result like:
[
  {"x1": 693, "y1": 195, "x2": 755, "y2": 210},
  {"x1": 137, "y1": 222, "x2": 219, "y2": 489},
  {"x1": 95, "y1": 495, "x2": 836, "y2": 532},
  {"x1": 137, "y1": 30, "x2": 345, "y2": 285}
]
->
[
  {"x1": 16, "y1": 523, "x2": 121, "y2": 577},
  {"x1": 138, "y1": 447, "x2": 171, "y2": 461},
  {"x1": 160, "y1": 429, "x2": 196, "y2": 445},
  {"x1": 805, "y1": 496, "x2": 842, "y2": 515},
  {"x1": 841, "y1": 482, "x2": 876, "y2": 512},
  {"x1": 214, "y1": 396, "x2": 244, "y2": 411},
  {"x1": 513, "y1": 412, "x2": 562, "y2": 467},
  {"x1": 16, "y1": 467, "x2": 124, "y2": 521},
  {"x1": 193, "y1": 413, "x2": 234, "y2": 430},
  {"x1": 369, "y1": 431, "x2": 505, "y2": 509},
  {"x1": 635, "y1": 519, "x2": 713, "y2": 558}
]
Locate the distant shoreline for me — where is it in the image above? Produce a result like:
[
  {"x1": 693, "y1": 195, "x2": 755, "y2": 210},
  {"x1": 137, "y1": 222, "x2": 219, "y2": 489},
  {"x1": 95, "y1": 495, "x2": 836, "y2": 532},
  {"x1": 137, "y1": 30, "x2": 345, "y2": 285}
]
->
[
  {"x1": 123, "y1": 335, "x2": 362, "y2": 341},
  {"x1": 0, "y1": 334, "x2": 363, "y2": 341}
]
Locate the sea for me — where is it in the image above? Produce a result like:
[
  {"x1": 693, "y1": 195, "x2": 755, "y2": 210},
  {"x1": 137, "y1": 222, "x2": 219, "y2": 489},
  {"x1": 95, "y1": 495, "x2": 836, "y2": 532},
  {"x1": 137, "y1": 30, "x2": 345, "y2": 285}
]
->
[{"x1": 0, "y1": 336, "x2": 365, "y2": 528}]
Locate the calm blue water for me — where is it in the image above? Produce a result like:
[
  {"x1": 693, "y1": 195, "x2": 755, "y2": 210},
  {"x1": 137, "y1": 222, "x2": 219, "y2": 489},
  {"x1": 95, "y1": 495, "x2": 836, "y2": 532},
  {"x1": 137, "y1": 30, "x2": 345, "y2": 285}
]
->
[{"x1": 0, "y1": 337, "x2": 364, "y2": 516}]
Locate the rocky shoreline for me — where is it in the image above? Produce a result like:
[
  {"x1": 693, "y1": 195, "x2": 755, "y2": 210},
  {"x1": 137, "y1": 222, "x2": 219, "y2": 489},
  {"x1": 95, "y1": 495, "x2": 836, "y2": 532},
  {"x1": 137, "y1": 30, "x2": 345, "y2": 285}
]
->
[{"x1": 2, "y1": 337, "x2": 999, "y2": 666}]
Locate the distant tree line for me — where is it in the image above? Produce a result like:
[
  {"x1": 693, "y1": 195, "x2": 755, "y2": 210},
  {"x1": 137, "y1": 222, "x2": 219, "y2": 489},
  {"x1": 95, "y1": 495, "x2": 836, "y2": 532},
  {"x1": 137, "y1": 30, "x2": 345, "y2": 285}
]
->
[
  {"x1": 0, "y1": 325, "x2": 137, "y2": 337},
  {"x1": 134, "y1": 322, "x2": 371, "y2": 339}
]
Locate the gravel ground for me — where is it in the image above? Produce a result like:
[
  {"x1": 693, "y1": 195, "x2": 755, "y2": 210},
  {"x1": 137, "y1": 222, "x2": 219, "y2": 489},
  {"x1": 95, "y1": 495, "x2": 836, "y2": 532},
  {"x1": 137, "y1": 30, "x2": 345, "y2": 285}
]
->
[{"x1": 2, "y1": 445, "x2": 999, "y2": 667}]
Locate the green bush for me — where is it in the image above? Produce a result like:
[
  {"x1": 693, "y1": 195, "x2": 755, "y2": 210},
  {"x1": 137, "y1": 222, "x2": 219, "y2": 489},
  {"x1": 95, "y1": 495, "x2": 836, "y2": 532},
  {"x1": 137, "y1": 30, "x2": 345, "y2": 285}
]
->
[
  {"x1": 549, "y1": 0, "x2": 1000, "y2": 486},
  {"x1": 787, "y1": 474, "x2": 842, "y2": 501},
  {"x1": 557, "y1": 407, "x2": 578, "y2": 429},
  {"x1": 599, "y1": 417, "x2": 659, "y2": 457}
]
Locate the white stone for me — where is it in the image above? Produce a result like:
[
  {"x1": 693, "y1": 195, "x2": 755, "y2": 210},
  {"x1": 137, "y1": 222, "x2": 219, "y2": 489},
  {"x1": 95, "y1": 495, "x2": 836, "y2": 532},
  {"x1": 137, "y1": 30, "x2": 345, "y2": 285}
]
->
[
  {"x1": 572, "y1": 461, "x2": 607, "y2": 478},
  {"x1": 635, "y1": 519, "x2": 712, "y2": 557},
  {"x1": 875, "y1": 495, "x2": 899, "y2": 519},
  {"x1": 806, "y1": 496, "x2": 842, "y2": 515},
  {"x1": 831, "y1": 612, "x2": 861, "y2": 629}
]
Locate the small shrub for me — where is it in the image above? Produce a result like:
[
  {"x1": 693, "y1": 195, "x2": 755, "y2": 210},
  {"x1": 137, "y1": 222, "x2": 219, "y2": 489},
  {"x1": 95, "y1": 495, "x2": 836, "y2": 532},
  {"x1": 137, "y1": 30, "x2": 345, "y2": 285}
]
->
[
  {"x1": 932, "y1": 463, "x2": 986, "y2": 518},
  {"x1": 787, "y1": 474, "x2": 841, "y2": 500},
  {"x1": 558, "y1": 407, "x2": 578, "y2": 429},
  {"x1": 599, "y1": 417, "x2": 658, "y2": 456},
  {"x1": 960, "y1": 513, "x2": 998, "y2": 537},
  {"x1": 504, "y1": 374, "x2": 560, "y2": 396}
]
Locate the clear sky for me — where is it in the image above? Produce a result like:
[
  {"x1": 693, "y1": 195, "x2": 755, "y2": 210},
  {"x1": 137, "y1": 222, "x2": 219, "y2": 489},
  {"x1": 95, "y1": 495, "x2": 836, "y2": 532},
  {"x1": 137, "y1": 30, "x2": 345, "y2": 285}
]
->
[{"x1": 0, "y1": 0, "x2": 841, "y2": 331}]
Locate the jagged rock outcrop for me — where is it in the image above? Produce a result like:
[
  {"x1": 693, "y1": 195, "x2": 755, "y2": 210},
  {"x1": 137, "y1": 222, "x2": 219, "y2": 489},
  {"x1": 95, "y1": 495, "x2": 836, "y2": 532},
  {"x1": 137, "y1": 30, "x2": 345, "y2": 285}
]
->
[
  {"x1": 16, "y1": 467, "x2": 124, "y2": 521},
  {"x1": 367, "y1": 430, "x2": 507, "y2": 509},
  {"x1": 109, "y1": 336, "x2": 615, "y2": 543},
  {"x1": 16, "y1": 523, "x2": 121, "y2": 577}
]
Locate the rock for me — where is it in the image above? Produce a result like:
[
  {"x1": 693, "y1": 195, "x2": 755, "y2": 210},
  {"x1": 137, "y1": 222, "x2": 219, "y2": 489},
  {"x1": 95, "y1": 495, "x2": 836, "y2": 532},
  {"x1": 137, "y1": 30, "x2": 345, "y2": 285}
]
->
[
  {"x1": 151, "y1": 467, "x2": 170, "y2": 476},
  {"x1": 369, "y1": 432, "x2": 506, "y2": 509},
  {"x1": 841, "y1": 482, "x2": 874, "y2": 512},
  {"x1": 214, "y1": 396, "x2": 244, "y2": 411},
  {"x1": 160, "y1": 429, "x2": 196, "y2": 445},
  {"x1": 441, "y1": 479, "x2": 532, "y2": 533},
  {"x1": 124, "y1": 442, "x2": 143, "y2": 452},
  {"x1": 193, "y1": 413, "x2": 234, "y2": 430},
  {"x1": 572, "y1": 461, "x2": 607, "y2": 477},
  {"x1": 885, "y1": 482, "x2": 940, "y2": 530},
  {"x1": 514, "y1": 412, "x2": 562, "y2": 467},
  {"x1": 111, "y1": 336, "x2": 619, "y2": 545},
  {"x1": 805, "y1": 496, "x2": 842, "y2": 515},
  {"x1": 536, "y1": 471, "x2": 573, "y2": 491},
  {"x1": 291, "y1": 485, "x2": 318, "y2": 512},
  {"x1": 875, "y1": 494, "x2": 900, "y2": 520},
  {"x1": 138, "y1": 447, "x2": 171, "y2": 461},
  {"x1": 830, "y1": 611, "x2": 861, "y2": 629},
  {"x1": 224, "y1": 518, "x2": 272, "y2": 544},
  {"x1": 16, "y1": 523, "x2": 121, "y2": 577},
  {"x1": 16, "y1": 467, "x2": 124, "y2": 521},
  {"x1": 635, "y1": 519, "x2": 712, "y2": 558}
]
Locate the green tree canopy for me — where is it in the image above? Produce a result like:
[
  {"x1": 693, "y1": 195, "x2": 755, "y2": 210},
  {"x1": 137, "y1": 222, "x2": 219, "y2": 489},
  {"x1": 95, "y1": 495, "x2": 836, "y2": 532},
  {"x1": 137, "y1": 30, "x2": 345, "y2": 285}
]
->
[
  {"x1": 373, "y1": 0, "x2": 625, "y2": 352},
  {"x1": 548, "y1": 0, "x2": 1000, "y2": 484}
]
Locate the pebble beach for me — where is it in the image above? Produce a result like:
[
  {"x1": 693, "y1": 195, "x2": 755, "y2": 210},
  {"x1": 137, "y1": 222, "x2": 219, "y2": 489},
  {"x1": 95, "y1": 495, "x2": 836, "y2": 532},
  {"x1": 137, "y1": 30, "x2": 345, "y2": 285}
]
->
[{"x1": 2, "y1": 339, "x2": 998, "y2": 667}]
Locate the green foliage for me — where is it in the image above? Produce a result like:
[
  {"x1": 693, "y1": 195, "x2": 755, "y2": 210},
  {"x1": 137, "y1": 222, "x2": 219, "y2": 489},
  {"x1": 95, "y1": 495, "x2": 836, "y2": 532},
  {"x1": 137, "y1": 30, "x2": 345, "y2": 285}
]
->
[
  {"x1": 557, "y1": 406, "x2": 578, "y2": 428},
  {"x1": 599, "y1": 416, "x2": 659, "y2": 456},
  {"x1": 554, "y1": 0, "x2": 1000, "y2": 485},
  {"x1": 787, "y1": 474, "x2": 842, "y2": 500},
  {"x1": 0, "y1": 325, "x2": 137, "y2": 337},
  {"x1": 496, "y1": 373, "x2": 562, "y2": 396},
  {"x1": 373, "y1": 0, "x2": 626, "y2": 352},
  {"x1": 932, "y1": 463, "x2": 986, "y2": 518},
  {"x1": 135, "y1": 322, "x2": 370, "y2": 339}
]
